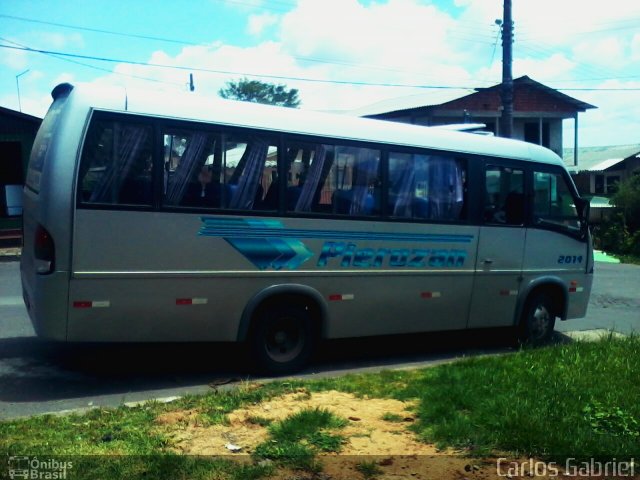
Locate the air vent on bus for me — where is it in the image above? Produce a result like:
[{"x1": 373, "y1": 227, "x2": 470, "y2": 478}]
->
[
  {"x1": 431, "y1": 123, "x2": 494, "y2": 136},
  {"x1": 51, "y1": 83, "x2": 74, "y2": 100}
]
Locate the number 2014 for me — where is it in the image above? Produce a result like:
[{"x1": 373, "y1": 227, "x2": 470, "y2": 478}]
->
[{"x1": 558, "y1": 255, "x2": 583, "y2": 264}]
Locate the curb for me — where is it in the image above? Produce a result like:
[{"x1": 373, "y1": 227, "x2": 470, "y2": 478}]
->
[
  {"x1": 562, "y1": 329, "x2": 627, "y2": 342},
  {"x1": 11, "y1": 329, "x2": 629, "y2": 420},
  {"x1": 0, "y1": 247, "x2": 21, "y2": 263}
]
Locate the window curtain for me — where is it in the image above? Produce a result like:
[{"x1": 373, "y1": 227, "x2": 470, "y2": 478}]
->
[
  {"x1": 427, "y1": 157, "x2": 464, "y2": 220},
  {"x1": 391, "y1": 156, "x2": 463, "y2": 220},
  {"x1": 228, "y1": 138, "x2": 269, "y2": 209},
  {"x1": 349, "y1": 150, "x2": 379, "y2": 215},
  {"x1": 295, "y1": 144, "x2": 327, "y2": 212},
  {"x1": 165, "y1": 133, "x2": 211, "y2": 205},
  {"x1": 90, "y1": 123, "x2": 150, "y2": 203},
  {"x1": 393, "y1": 157, "x2": 415, "y2": 217}
]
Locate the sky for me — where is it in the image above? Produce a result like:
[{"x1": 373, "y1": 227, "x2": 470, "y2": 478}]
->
[{"x1": 1, "y1": 0, "x2": 639, "y2": 148}]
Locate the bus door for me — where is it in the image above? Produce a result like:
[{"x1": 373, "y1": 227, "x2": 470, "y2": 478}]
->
[
  {"x1": 468, "y1": 164, "x2": 526, "y2": 328},
  {"x1": 522, "y1": 168, "x2": 592, "y2": 319}
]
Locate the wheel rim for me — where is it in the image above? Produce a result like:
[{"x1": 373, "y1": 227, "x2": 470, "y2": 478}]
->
[
  {"x1": 530, "y1": 303, "x2": 551, "y2": 340},
  {"x1": 264, "y1": 316, "x2": 305, "y2": 363}
]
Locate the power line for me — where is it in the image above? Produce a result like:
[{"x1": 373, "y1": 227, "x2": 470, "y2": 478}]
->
[
  {"x1": 0, "y1": 36, "x2": 184, "y2": 87},
  {"x1": 3, "y1": 24, "x2": 639, "y2": 97},
  {"x1": 215, "y1": 0, "x2": 506, "y2": 35},
  {"x1": 0, "y1": 43, "x2": 477, "y2": 90},
  {"x1": 0, "y1": 11, "x2": 499, "y2": 83},
  {"x1": 517, "y1": 41, "x2": 627, "y2": 85},
  {"x1": 0, "y1": 12, "x2": 497, "y2": 73},
  {"x1": 553, "y1": 86, "x2": 640, "y2": 91},
  {"x1": 0, "y1": 14, "x2": 197, "y2": 47},
  {"x1": 549, "y1": 74, "x2": 640, "y2": 83},
  {"x1": 4, "y1": 42, "x2": 639, "y2": 92},
  {"x1": 488, "y1": 27, "x2": 501, "y2": 69},
  {"x1": 5, "y1": 44, "x2": 640, "y2": 92},
  {"x1": 518, "y1": 17, "x2": 640, "y2": 41}
]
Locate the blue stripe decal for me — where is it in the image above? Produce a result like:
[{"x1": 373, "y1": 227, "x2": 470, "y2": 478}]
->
[
  {"x1": 199, "y1": 217, "x2": 474, "y2": 270},
  {"x1": 199, "y1": 217, "x2": 474, "y2": 244},
  {"x1": 226, "y1": 238, "x2": 313, "y2": 270}
]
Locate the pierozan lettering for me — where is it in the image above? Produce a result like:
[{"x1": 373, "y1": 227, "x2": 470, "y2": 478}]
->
[{"x1": 317, "y1": 241, "x2": 467, "y2": 268}]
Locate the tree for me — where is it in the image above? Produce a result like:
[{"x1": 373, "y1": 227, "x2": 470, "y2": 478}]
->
[
  {"x1": 596, "y1": 170, "x2": 640, "y2": 257},
  {"x1": 218, "y1": 78, "x2": 301, "y2": 108},
  {"x1": 610, "y1": 170, "x2": 640, "y2": 232}
]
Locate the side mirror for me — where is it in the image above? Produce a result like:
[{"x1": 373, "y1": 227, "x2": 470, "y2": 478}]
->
[
  {"x1": 575, "y1": 197, "x2": 590, "y2": 239},
  {"x1": 576, "y1": 197, "x2": 590, "y2": 221}
]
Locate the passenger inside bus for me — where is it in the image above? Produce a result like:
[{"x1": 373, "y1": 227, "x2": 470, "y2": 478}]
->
[{"x1": 182, "y1": 165, "x2": 219, "y2": 208}]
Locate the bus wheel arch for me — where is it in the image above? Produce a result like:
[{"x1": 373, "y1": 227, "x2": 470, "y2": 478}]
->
[
  {"x1": 517, "y1": 283, "x2": 565, "y2": 345},
  {"x1": 241, "y1": 287, "x2": 326, "y2": 374}
]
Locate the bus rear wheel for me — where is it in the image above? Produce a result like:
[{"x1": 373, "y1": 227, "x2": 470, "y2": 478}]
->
[
  {"x1": 519, "y1": 291, "x2": 556, "y2": 345},
  {"x1": 249, "y1": 304, "x2": 315, "y2": 375}
]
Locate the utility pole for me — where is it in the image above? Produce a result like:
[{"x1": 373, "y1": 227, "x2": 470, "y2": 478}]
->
[{"x1": 500, "y1": 0, "x2": 514, "y2": 138}]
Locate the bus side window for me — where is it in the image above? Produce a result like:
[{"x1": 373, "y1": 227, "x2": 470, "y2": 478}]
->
[
  {"x1": 163, "y1": 130, "x2": 218, "y2": 208},
  {"x1": 78, "y1": 120, "x2": 153, "y2": 206},
  {"x1": 285, "y1": 141, "x2": 381, "y2": 216},
  {"x1": 221, "y1": 135, "x2": 277, "y2": 211},
  {"x1": 484, "y1": 166, "x2": 524, "y2": 225},
  {"x1": 389, "y1": 152, "x2": 466, "y2": 222},
  {"x1": 284, "y1": 143, "x2": 329, "y2": 213}
]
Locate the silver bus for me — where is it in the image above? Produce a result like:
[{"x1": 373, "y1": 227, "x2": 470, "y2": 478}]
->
[{"x1": 21, "y1": 83, "x2": 593, "y2": 373}]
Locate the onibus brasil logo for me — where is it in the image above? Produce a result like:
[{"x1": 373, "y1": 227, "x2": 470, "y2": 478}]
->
[{"x1": 7, "y1": 457, "x2": 73, "y2": 479}]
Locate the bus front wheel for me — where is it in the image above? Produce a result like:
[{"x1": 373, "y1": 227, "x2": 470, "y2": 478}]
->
[
  {"x1": 519, "y1": 291, "x2": 556, "y2": 345},
  {"x1": 249, "y1": 304, "x2": 316, "y2": 374}
]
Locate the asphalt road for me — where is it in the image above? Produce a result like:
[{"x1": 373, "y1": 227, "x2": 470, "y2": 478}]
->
[{"x1": 0, "y1": 260, "x2": 638, "y2": 419}]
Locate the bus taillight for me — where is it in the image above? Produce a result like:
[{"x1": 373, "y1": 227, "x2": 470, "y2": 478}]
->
[{"x1": 34, "y1": 224, "x2": 55, "y2": 274}]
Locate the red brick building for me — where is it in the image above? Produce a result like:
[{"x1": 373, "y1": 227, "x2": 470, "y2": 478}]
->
[{"x1": 362, "y1": 76, "x2": 596, "y2": 160}]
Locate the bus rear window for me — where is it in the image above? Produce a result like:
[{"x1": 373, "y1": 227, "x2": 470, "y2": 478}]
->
[
  {"x1": 78, "y1": 119, "x2": 154, "y2": 206},
  {"x1": 26, "y1": 96, "x2": 66, "y2": 192}
]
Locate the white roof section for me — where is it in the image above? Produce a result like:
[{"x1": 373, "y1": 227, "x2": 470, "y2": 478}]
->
[
  {"x1": 564, "y1": 144, "x2": 640, "y2": 172},
  {"x1": 588, "y1": 158, "x2": 626, "y2": 172},
  {"x1": 62, "y1": 83, "x2": 563, "y2": 167},
  {"x1": 589, "y1": 196, "x2": 613, "y2": 208},
  {"x1": 342, "y1": 90, "x2": 473, "y2": 117}
]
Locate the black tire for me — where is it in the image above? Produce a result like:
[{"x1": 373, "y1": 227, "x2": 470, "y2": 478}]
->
[
  {"x1": 249, "y1": 303, "x2": 316, "y2": 375},
  {"x1": 518, "y1": 291, "x2": 556, "y2": 345}
]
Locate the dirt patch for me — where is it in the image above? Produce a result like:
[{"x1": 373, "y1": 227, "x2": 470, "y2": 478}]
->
[
  {"x1": 157, "y1": 389, "x2": 441, "y2": 457},
  {"x1": 155, "y1": 408, "x2": 201, "y2": 427},
  {"x1": 155, "y1": 390, "x2": 626, "y2": 479}
]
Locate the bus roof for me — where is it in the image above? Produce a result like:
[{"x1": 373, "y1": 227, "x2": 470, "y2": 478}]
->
[{"x1": 62, "y1": 83, "x2": 564, "y2": 167}]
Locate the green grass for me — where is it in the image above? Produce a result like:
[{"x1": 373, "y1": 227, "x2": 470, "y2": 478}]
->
[
  {"x1": 1, "y1": 336, "x2": 639, "y2": 479},
  {"x1": 0, "y1": 381, "x2": 294, "y2": 479},
  {"x1": 246, "y1": 415, "x2": 273, "y2": 427},
  {"x1": 268, "y1": 407, "x2": 347, "y2": 442},
  {"x1": 254, "y1": 407, "x2": 347, "y2": 470},
  {"x1": 381, "y1": 412, "x2": 404, "y2": 423},
  {"x1": 355, "y1": 460, "x2": 383, "y2": 479},
  {"x1": 618, "y1": 253, "x2": 640, "y2": 265},
  {"x1": 410, "y1": 336, "x2": 640, "y2": 461},
  {"x1": 1, "y1": 381, "x2": 303, "y2": 456},
  {"x1": 301, "y1": 336, "x2": 640, "y2": 461}
]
